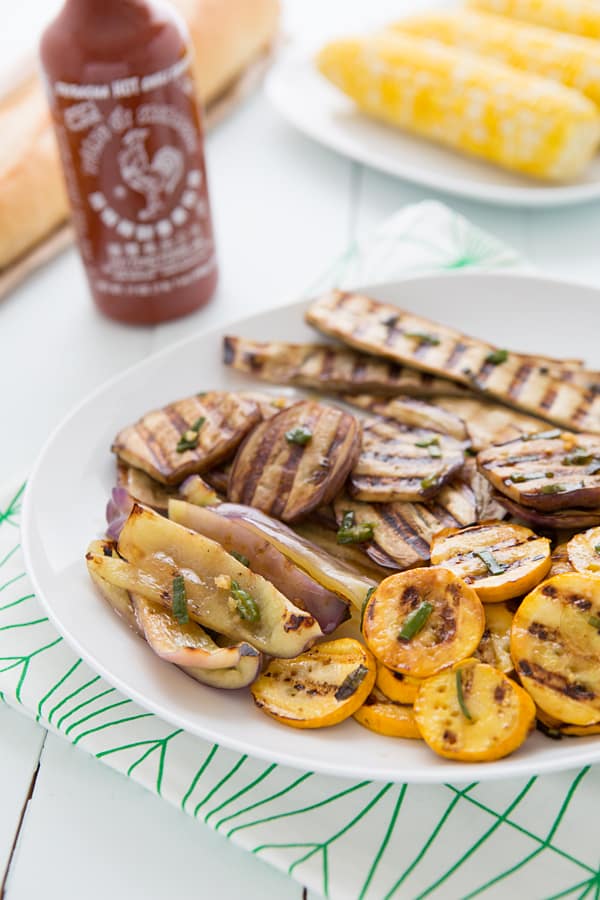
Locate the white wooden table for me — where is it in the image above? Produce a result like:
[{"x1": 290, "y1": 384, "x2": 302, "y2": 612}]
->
[{"x1": 3, "y1": 1, "x2": 600, "y2": 897}]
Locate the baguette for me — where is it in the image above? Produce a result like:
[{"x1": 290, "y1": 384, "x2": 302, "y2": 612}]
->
[{"x1": 0, "y1": 0, "x2": 279, "y2": 273}]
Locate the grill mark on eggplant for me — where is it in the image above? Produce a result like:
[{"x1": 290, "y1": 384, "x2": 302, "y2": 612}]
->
[
  {"x1": 445, "y1": 341, "x2": 467, "y2": 370},
  {"x1": 305, "y1": 291, "x2": 600, "y2": 432},
  {"x1": 239, "y1": 415, "x2": 286, "y2": 506}
]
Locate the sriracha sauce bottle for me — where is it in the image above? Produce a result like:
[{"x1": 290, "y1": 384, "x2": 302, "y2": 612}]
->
[{"x1": 40, "y1": 0, "x2": 218, "y2": 325}]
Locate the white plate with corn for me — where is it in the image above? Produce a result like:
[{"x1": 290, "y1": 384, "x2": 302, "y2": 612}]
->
[{"x1": 267, "y1": 0, "x2": 600, "y2": 207}]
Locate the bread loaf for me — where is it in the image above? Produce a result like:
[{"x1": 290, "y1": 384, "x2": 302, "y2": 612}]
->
[{"x1": 0, "y1": 0, "x2": 279, "y2": 272}]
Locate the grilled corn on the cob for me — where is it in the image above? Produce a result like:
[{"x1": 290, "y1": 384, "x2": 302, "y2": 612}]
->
[
  {"x1": 468, "y1": 0, "x2": 600, "y2": 40},
  {"x1": 394, "y1": 11, "x2": 600, "y2": 106},
  {"x1": 316, "y1": 33, "x2": 600, "y2": 180}
]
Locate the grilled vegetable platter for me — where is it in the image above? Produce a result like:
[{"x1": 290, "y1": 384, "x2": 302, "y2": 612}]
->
[{"x1": 86, "y1": 288, "x2": 600, "y2": 766}]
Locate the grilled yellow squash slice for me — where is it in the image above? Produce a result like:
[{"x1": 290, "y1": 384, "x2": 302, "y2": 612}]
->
[
  {"x1": 375, "y1": 662, "x2": 422, "y2": 704},
  {"x1": 414, "y1": 659, "x2": 535, "y2": 762},
  {"x1": 475, "y1": 602, "x2": 515, "y2": 673},
  {"x1": 430, "y1": 521, "x2": 551, "y2": 602},
  {"x1": 362, "y1": 567, "x2": 485, "y2": 678},
  {"x1": 511, "y1": 574, "x2": 600, "y2": 725},
  {"x1": 353, "y1": 687, "x2": 422, "y2": 739},
  {"x1": 567, "y1": 526, "x2": 600, "y2": 576},
  {"x1": 250, "y1": 638, "x2": 375, "y2": 728},
  {"x1": 536, "y1": 707, "x2": 600, "y2": 738}
]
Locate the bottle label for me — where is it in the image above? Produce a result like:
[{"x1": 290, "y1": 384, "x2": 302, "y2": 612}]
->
[{"x1": 46, "y1": 53, "x2": 215, "y2": 299}]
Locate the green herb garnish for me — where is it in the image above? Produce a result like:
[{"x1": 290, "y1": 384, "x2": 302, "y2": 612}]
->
[
  {"x1": 176, "y1": 416, "x2": 206, "y2": 453},
  {"x1": 563, "y1": 448, "x2": 593, "y2": 466},
  {"x1": 474, "y1": 549, "x2": 506, "y2": 576},
  {"x1": 420, "y1": 473, "x2": 441, "y2": 491},
  {"x1": 456, "y1": 668, "x2": 473, "y2": 721},
  {"x1": 191, "y1": 416, "x2": 206, "y2": 431},
  {"x1": 595, "y1": 544, "x2": 600, "y2": 555},
  {"x1": 485, "y1": 349, "x2": 508, "y2": 365},
  {"x1": 285, "y1": 425, "x2": 313, "y2": 446},
  {"x1": 231, "y1": 551, "x2": 250, "y2": 567},
  {"x1": 360, "y1": 587, "x2": 376, "y2": 631},
  {"x1": 398, "y1": 601, "x2": 433, "y2": 641},
  {"x1": 509, "y1": 472, "x2": 546, "y2": 483},
  {"x1": 465, "y1": 447, "x2": 477, "y2": 457},
  {"x1": 541, "y1": 483, "x2": 565, "y2": 494},
  {"x1": 404, "y1": 331, "x2": 440, "y2": 346},
  {"x1": 589, "y1": 615, "x2": 600, "y2": 631},
  {"x1": 172, "y1": 574, "x2": 188, "y2": 624},
  {"x1": 335, "y1": 665, "x2": 368, "y2": 701},
  {"x1": 416, "y1": 436, "x2": 442, "y2": 458},
  {"x1": 337, "y1": 522, "x2": 375, "y2": 544},
  {"x1": 230, "y1": 580, "x2": 260, "y2": 623}
]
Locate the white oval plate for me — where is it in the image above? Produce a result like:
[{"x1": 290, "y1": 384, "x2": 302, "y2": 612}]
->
[
  {"x1": 266, "y1": 54, "x2": 600, "y2": 208},
  {"x1": 22, "y1": 273, "x2": 600, "y2": 784}
]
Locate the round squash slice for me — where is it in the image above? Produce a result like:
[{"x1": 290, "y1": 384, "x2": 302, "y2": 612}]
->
[
  {"x1": 250, "y1": 638, "x2": 375, "y2": 729},
  {"x1": 353, "y1": 687, "x2": 421, "y2": 739},
  {"x1": 414, "y1": 659, "x2": 535, "y2": 762},
  {"x1": 475, "y1": 602, "x2": 515, "y2": 674},
  {"x1": 511, "y1": 574, "x2": 600, "y2": 726},
  {"x1": 536, "y1": 707, "x2": 600, "y2": 738},
  {"x1": 567, "y1": 526, "x2": 600, "y2": 576},
  {"x1": 362, "y1": 567, "x2": 485, "y2": 678},
  {"x1": 375, "y1": 662, "x2": 422, "y2": 704},
  {"x1": 430, "y1": 521, "x2": 551, "y2": 603}
]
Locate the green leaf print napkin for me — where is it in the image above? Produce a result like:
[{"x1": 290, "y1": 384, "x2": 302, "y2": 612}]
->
[{"x1": 3, "y1": 201, "x2": 599, "y2": 900}]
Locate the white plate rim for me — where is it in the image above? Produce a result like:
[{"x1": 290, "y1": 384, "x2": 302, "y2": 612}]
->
[
  {"x1": 21, "y1": 271, "x2": 600, "y2": 785},
  {"x1": 265, "y1": 52, "x2": 600, "y2": 209}
]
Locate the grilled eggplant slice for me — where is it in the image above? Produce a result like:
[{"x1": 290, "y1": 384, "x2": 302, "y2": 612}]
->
[
  {"x1": 353, "y1": 687, "x2": 422, "y2": 739},
  {"x1": 375, "y1": 662, "x2": 422, "y2": 704},
  {"x1": 349, "y1": 413, "x2": 465, "y2": 503},
  {"x1": 305, "y1": 290, "x2": 600, "y2": 433},
  {"x1": 511, "y1": 574, "x2": 600, "y2": 725},
  {"x1": 549, "y1": 542, "x2": 575, "y2": 577},
  {"x1": 333, "y1": 463, "x2": 493, "y2": 571},
  {"x1": 228, "y1": 400, "x2": 361, "y2": 522},
  {"x1": 344, "y1": 394, "x2": 468, "y2": 442},
  {"x1": 478, "y1": 431, "x2": 600, "y2": 511},
  {"x1": 293, "y1": 518, "x2": 394, "y2": 581},
  {"x1": 112, "y1": 391, "x2": 261, "y2": 486},
  {"x1": 414, "y1": 659, "x2": 535, "y2": 762},
  {"x1": 250, "y1": 638, "x2": 376, "y2": 728},
  {"x1": 567, "y1": 527, "x2": 600, "y2": 575},
  {"x1": 474, "y1": 603, "x2": 515, "y2": 673},
  {"x1": 430, "y1": 521, "x2": 551, "y2": 602},
  {"x1": 223, "y1": 336, "x2": 471, "y2": 397},
  {"x1": 434, "y1": 397, "x2": 546, "y2": 450},
  {"x1": 168, "y1": 499, "x2": 350, "y2": 634},
  {"x1": 362, "y1": 568, "x2": 485, "y2": 678},
  {"x1": 87, "y1": 504, "x2": 323, "y2": 657},
  {"x1": 494, "y1": 493, "x2": 600, "y2": 531}
]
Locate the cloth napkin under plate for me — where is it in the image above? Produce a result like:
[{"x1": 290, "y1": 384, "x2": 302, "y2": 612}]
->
[{"x1": 3, "y1": 201, "x2": 599, "y2": 900}]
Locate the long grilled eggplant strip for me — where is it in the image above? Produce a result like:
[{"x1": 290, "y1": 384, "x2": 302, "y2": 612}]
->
[
  {"x1": 223, "y1": 335, "x2": 471, "y2": 398},
  {"x1": 343, "y1": 394, "x2": 468, "y2": 441},
  {"x1": 112, "y1": 391, "x2": 262, "y2": 486},
  {"x1": 477, "y1": 431, "x2": 600, "y2": 511},
  {"x1": 305, "y1": 290, "x2": 600, "y2": 433},
  {"x1": 433, "y1": 396, "x2": 546, "y2": 450},
  {"x1": 349, "y1": 414, "x2": 466, "y2": 503},
  {"x1": 495, "y1": 494, "x2": 600, "y2": 530},
  {"x1": 228, "y1": 400, "x2": 361, "y2": 522}
]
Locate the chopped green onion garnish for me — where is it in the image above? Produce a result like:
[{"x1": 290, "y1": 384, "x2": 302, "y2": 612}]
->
[
  {"x1": 172, "y1": 574, "x2": 188, "y2": 624},
  {"x1": 465, "y1": 447, "x2": 477, "y2": 457},
  {"x1": 456, "y1": 668, "x2": 473, "y2": 721},
  {"x1": 416, "y1": 436, "x2": 442, "y2": 458},
  {"x1": 191, "y1": 416, "x2": 206, "y2": 431},
  {"x1": 398, "y1": 601, "x2": 433, "y2": 641},
  {"x1": 541, "y1": 483, "x2": 565, "y2": 494},
  {"x1": 341, "y1": 510, "x2": 355, "y2": 529},
  {"x1": 563, "y1": 448, "x2": 593, "y2": 466},
  {"x1": 415, "y1": 437, "x2": 439, "y2": 448},
  {"x1": 474, "y1": 549, "x2": 506, "y2": 576},
  {"x1": 594, "y1": 544, "x2": 600, "y2": 555},
  {"x1": 589, "y1": 615, "x2": 600, "y2": 631},
  {"x1": 335, "y1": 665, "x2": 369, "y2": 701},
  {"x1": 509, "y1": 472, "x2": 546, "y2": 483},
  {"x1": 285, "y1": 425, "x2": 313, "y2": 446},
  {"x1": 404, "y1": 331, "x2": 440, "y2": 346},
  {"x1": 546, "y1": 472, "x2": 555, "y2": 478},
  {"x1": 176, "y1": 430, "x2": 200, "y2": 453},
  {"x1": 523, "y1": 428, "x2": 561, "y2": 441},
  {"x1": 421, "y1": 473, "x2": 440, "y2": 491},
  {"x1": 337, "y1": 523, "x2": 375, "y2": 545},
  {"x1": 485, "y1": 349, "x2": 508, "y2": 365},
  {"x1": 360, "y1": 587, "x2": 376, "y2": 631},
  {"x1": 230, "y1": 580, "x2": 260, "y2": 623},
  {"x1": 231, "y1": 551, "x2": 250, "y2": 567}
]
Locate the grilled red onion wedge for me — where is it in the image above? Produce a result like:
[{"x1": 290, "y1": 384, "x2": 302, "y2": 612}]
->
[
  {"x1": 228, "y1": 400, "x2": 361, "y2": 522},
  {"x1": 168, "y1": 499, "x2": 351, "y2": 634},
  {"x1": 112, "y1": 391, "x2": 261, "y2": 485},
  {"x1": 86, "y1": 539, "x2": 142, "y2": 634},
  {"x1": 349, "y1": 413, "x2": 465, "y2": 503},
  {"x1": 478, "y1": 431, "x2": 600, "y2": 511}
]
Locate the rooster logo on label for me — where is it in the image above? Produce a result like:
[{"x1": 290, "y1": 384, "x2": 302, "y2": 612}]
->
[{"x1": 117, "y1": 128, "x2": 184, "y2": 221}]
